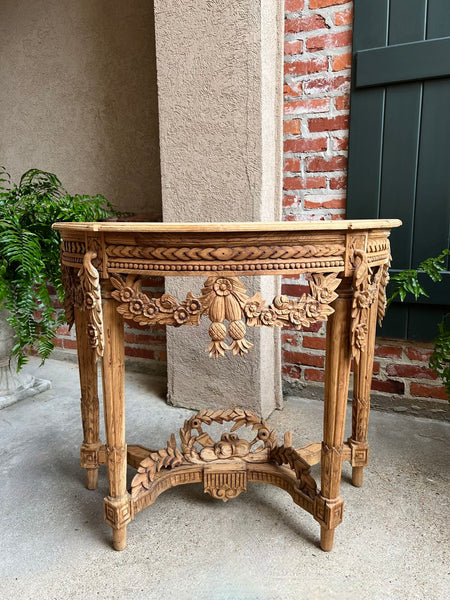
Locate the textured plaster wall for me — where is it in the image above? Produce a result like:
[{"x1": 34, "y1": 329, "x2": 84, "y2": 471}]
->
[
  {"x1": 154, "y1": 0, "x2": 284, "y2": 417},
  {"x1": 0, "y1": 0, "x2": 161, "y2": 215}
]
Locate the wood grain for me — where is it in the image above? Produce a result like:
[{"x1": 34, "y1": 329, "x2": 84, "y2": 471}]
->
[
  {"x1": 53, "y1": 219, "x2": 401, "y2": 233},
  {"x1": 100, "y1": 281, "x2": 131, "y2": 551},
  {"x1": 318, "y1": 278, "x2": 353, "y2": 551},
  {"x1": 74, "y1": 307, "x2": 101, "y2": 490},
  {"x1": 56, "y1": 220, "x2": 400, "y2": 552}
]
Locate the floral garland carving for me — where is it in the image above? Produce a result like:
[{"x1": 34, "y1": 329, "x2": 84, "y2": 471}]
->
[
  {"x1": 351, "y1": 250, "x2": 384, "y2": 363},
  {"x1": 130, "y1": 407, "x2": 317, "y2": 503},
  {"x1": 78, "y1": 251, "x2": 104, "y2": 358},
  {"x1": 110, "y1": 272, "x2": 341, "y2": 358},
  {"x1": 110, "y1": 275, "x2": 202, "y2": 327}
]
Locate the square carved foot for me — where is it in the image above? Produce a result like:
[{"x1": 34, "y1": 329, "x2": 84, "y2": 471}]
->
[
  {"x1": 347, "y1": 439, "x2": 370, "y2": 468},
  {"x1": 103, "y1": 495, "x2": 133, "y2": 531},
  {"x1": 80, "y1": 441, "x2": 102, "y2": 469},
  {"x1": 314, "y1": 495, "x2": 344, "y2": 530}
]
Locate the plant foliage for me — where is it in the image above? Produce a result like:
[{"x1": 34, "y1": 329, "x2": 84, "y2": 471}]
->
[
  {"x1": 0, "y1": 167, "x2": 118, "y2": 369},
  {"x1": 388, "y1": 249, "x2": 450, "y2": 398}
]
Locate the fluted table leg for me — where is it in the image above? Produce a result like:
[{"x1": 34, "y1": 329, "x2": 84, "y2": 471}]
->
[
  {"x1": 349, "y1": 295, "x2": 378, "y2": 487},
  {"x1": 101, "y1": 281, "x2": 130, "y2": 551},
  {"x1": 74, "y1": 307, "x2": 101, "y2": 490},
  {"x1": 318, "y1": 279, "x2": 352, "y2": 552}
]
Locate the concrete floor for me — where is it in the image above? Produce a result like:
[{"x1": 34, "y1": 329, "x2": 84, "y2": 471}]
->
[{"x1": 0, "y1": 357, "x2": 449, "y2": 600}]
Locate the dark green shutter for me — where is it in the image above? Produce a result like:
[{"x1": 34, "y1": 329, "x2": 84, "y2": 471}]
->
[{"x1": 347, "y1": 0, "x2": 450, "y2": 341}]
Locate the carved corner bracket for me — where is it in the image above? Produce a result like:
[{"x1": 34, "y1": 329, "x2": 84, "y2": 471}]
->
[
  {"x1": 130, "y1": 407, "x2": 317, "y2": 506},
  {"x1": 110, "y1": 272, "x2": 341, "y2": 358}
]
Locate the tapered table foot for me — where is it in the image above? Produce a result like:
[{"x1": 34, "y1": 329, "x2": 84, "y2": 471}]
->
[
  {"x1": 86, "y1": 469, "x2": 98, "y2": 490},
  {"x1": 113, "y1": 528, "x2": 127, "y2": 551},
  {"x1": 352, "y1": 466, "x2": 364, "y2": 488},
  {"x1": 320, "y1": 527, "x2": 335, "y2": 552}
]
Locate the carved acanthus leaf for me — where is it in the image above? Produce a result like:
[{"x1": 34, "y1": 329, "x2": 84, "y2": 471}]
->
[
  {"x1": 270, "y1": 443, "x2": 317, "y2": 500},
  {"x1": 78, "y1": 251, "x2": 104, "y2": 358}
]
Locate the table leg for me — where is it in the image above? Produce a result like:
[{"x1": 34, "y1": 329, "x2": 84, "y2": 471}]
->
[
  {"x1": 349, "y1": 296, "x2": 378, "y2": 487},
  {"x1": 101, "y1": 283, "x2": 130, "y2": 551},
  {"x1": 74, "y1": 307, "x2": 101, "y2": 490},
  {"x1": 319, "y1": 279, "x2": 352, "y2": 552}
]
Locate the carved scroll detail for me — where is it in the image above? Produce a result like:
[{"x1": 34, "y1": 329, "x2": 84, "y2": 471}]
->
[
  {"x1": 78, "y1": 251, "x2": 104, "y2": 358},
  {"x1": 110, "y1": 272, "x2": 341, "y2": 358},
  {"x1": 130, "y1": 407, "x2": 317, "y2": 504},
  {"x1": 350, "y1": 250, "x2": 383, "y2": 363},
  {"x1": 204, "y1": 469, "x2": 247, "y2": 502}
]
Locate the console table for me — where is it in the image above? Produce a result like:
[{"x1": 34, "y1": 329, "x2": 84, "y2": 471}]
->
[{"x1": 53, "y1": 219, "x2": 401, "y2": 551}]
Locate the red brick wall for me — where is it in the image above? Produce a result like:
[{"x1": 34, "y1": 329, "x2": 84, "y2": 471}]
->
[{"x1": 52, "y1": 0, "x2": 447, "y2": 412}]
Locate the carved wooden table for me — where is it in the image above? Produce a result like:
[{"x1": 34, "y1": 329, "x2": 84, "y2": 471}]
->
[{"x1": 53, "y1": 219, "x2": 401, "y2": 552}]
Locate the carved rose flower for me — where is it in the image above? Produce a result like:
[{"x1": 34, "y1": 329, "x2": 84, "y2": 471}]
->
[
  {"x1": 316, "y1": 287, "x2": 333, "y2": 303},
  {"x1": 129, "y1": 298, "x2": 144, "y2": 315},
  {"x1": 174, "y1": 306, "x2": 189, "y2": 325},
  {"x1": 119, "y1": 287, "x2": 134, "y2": 302},
  {"x1": 289, "y1": 307, "x2": 307, "y2": 327},
  {"x1": 305, "y1": 299, "x2": 322, "y2": 319},
  {"x1": 143, "y1": 301, "x2": 159, "y2": 319},
  {"x1": 260, "y1": 309, "x2": 278, "y2": 326},
  {"x1": 244, "y1": 300, "x2": 262, "y2": 319},
  {"x1": 356, "y1": 290, "x2": 372, "y2": 309},
  {"x1": 87, "y1": 324, "x2": 98, "y2": 344},
  {"x1": 85, "y1": 292, "x2": 95, "y2": 309},
  {"x1": 213, "y1": 278, "x2": 233, "y2": 296},
  {"x1": 185, "y1": 298, "x2": 202, "y2": 315}
]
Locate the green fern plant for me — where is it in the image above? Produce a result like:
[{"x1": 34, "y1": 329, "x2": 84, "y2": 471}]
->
[
  {"x1": 388, "y1": 249, "x2": 450, "y2": 399},
  {"x1": 0, "y1": 167, "x2": 118, "y2": 369}
]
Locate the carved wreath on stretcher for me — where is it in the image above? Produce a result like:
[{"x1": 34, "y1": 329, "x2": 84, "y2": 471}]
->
[
  {"x1": 130, "y1": 407, "x2": 317, "y2": 502},
  {"x1": 110, "y1": 273, "x2": 341, "y2": 358}
]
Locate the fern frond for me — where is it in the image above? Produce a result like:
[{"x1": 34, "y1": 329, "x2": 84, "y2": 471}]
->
[{"x1": 0, "y1": 167, "x2": 118, "y2": 369}]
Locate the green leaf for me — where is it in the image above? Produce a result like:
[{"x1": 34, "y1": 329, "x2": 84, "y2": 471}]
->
[{"x1": 0, "y1": 167, "x2": 119, "y2": 369}]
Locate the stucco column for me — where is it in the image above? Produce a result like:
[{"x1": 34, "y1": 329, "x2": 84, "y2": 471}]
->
[{"x1": 154, "y1": 0, "x2": 284, "y2": 417}]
